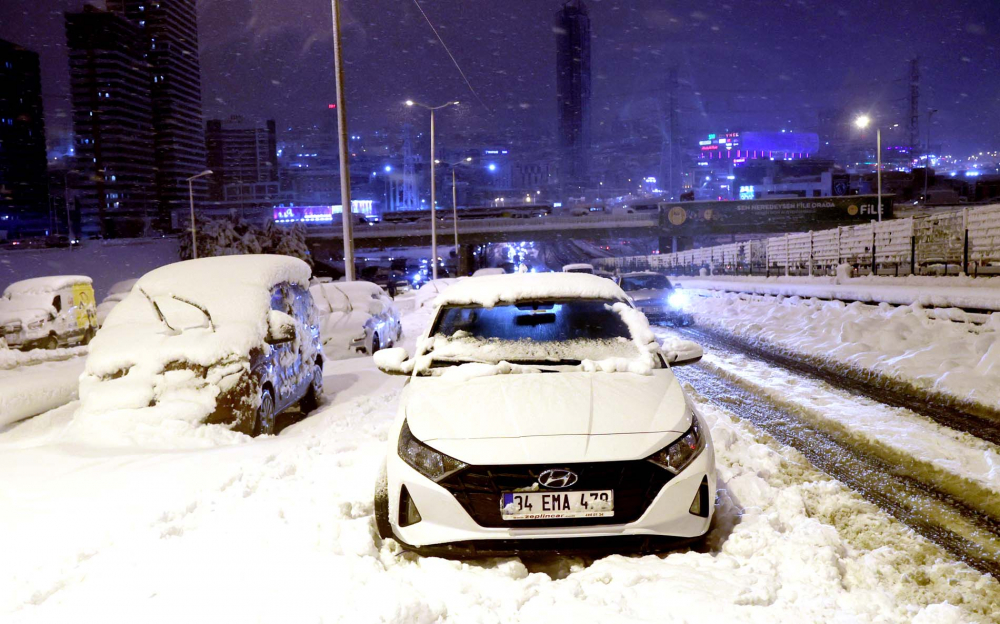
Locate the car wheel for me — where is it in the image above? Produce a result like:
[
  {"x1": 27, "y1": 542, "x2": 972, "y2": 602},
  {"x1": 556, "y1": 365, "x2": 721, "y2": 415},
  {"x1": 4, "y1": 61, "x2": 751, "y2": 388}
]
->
[
  {"x1": 370, "y1": 333, "x2": 380, "y2": 355},
  {"x1": 44, "y1": 335, "x2": 58, "y2": 350},
  {"x1": 373, "y1": 462, "x2": 393, "y2": 540},
  {"x1": 253, "y1": 386, "x2": 276, "y2": 436},
  {"x1": 299, "y1": 363, "x2": 323, "y2": 414}
]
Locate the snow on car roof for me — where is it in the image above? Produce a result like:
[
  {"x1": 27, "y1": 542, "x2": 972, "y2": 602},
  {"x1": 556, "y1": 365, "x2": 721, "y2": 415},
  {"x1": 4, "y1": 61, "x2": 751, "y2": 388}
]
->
[
  {"x1": 435, "y1": 273, "x2": 627, "y2": 308},
  {"x1": 3, "y1": 275, "x2": 92, "y2": 297},
  {"x1": 562, "y1": 263, "x2": 595, "y2": 270}
]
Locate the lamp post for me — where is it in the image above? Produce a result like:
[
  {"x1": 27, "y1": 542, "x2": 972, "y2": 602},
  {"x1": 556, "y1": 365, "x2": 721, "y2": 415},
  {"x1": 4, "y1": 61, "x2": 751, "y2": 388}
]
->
[
  {"x1": 332, "y1": 0, "x2": 355, "y2": 280},
  {"x1": 185, "y1": 169, "x2": 213, "y2": 259},
  {"x1": 854, "y1": 115, "x2": 881, "y2": 222},
  {"x1": 405, "y1": 99, "x2": 460, "y2": 279},
  {"x1": 437, "y1": 156, "x2": 474, "y2": 249}
]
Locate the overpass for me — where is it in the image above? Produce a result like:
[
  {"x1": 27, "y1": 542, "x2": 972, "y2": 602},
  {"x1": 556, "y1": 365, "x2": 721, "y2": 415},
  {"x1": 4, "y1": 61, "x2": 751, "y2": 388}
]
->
[{"x1": 305, "y1": 213, "x2": 662, "y2": 248}]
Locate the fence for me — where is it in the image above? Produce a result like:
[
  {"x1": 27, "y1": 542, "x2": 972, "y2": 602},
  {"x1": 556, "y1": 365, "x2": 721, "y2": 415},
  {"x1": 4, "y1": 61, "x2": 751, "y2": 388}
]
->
[{"x1": 598, "y1": 203, "x2": 1000, "y2": 277}]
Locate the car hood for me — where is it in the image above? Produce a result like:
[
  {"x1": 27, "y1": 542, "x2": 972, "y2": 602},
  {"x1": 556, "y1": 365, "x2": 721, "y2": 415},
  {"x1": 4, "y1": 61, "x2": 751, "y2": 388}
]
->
[
  {"x1": 403, "y1": 370, "x2": 691, "y2": 463},
  {"x1": 0, "y1": 304, "x2": 49, "y2": 326},
  {"x1": 627, "y1": 288, "x2": 671, "y2": 304}
]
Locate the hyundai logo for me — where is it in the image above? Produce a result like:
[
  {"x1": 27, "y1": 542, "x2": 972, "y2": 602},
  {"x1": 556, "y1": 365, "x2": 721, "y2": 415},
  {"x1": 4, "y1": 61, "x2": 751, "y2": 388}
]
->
[{"x1": 538, "y1": 468, "x2": 578, "y2": 489}]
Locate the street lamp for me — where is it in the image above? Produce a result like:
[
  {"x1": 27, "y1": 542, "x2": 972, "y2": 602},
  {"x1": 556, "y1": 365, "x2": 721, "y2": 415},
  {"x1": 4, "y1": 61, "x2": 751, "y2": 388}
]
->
[
  {"x1": 405, "y1": 99, "x2": 460, "y2": 279},
  {"x1": 185, "y1": 169, "x2": 213, "y2": 259},
  {"x1": 437, "y1": 156, "x2": 474, "y2": 250},
  {"x1": 854, "y1": 115, "x2": 882, "y2": 221}
]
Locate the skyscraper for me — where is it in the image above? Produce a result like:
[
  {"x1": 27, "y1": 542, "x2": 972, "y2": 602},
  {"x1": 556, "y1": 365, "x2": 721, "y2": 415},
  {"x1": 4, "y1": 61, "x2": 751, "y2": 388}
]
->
[
  {"x1": 65, "y1": 7, "x2": 156, "y2": 238},
  {"x1": 107, "y1": 0, "x2": 208, "y2": 231},
  {"x1": 205, "y1": 115, "x2": 278, "y2": 200},
  {"x1": 555, "y1": 0, "x2": 591, "y2": 187},
  {"x1": 0, "y1": 39, "x2": 50, "y2": 237}
]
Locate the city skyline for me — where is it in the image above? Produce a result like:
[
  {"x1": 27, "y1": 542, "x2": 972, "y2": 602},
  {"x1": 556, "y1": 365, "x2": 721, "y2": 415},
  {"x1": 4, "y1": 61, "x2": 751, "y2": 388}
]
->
[{"x1": 0, "y1": 0, "x2": 996, "y2": 158}]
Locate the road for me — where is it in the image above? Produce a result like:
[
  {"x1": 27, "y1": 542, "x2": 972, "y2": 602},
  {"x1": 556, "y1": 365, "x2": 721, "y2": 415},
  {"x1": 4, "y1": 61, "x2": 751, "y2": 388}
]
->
[{"x1": 654, "y1": 325, "x2": 1000, "y2": 577}]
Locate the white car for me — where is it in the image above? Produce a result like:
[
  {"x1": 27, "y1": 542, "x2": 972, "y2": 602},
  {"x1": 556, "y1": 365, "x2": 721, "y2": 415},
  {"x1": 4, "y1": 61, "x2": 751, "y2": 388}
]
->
[
  {"x1": 372, "y1": 273, "x2": 715, "y2": 556},
  {"x1": 0, "y1": 275, "x2": 98, "y2": 349},
  {"x1": 310, "y1": 281, "x2": 402, "y2": 356},
  {"x1": 96, "y1": 278, "x2": 138, "y2": 327},
  {"x1": 562, "y1": 262, "x2": 595, "y2": 274}
]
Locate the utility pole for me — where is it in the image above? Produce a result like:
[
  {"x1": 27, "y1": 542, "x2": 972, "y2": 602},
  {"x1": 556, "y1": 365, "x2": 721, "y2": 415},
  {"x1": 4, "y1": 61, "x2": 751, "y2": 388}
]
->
[
  {"x1": 924, "y1": 108, "x2": 938, "y2": 203},
  {"x1": 909, "y1": 58, "x2": 920, "y2": 158},
  {"x1": 331, "y1": 0, "x2": 354, "y2": 281}
]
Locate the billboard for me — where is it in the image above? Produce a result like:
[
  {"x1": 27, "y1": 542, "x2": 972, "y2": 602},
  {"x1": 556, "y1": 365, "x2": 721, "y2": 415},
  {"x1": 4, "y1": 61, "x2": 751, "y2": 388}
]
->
[{"x1": 658, "y1": 195, "x2": 893, "y2": 235}]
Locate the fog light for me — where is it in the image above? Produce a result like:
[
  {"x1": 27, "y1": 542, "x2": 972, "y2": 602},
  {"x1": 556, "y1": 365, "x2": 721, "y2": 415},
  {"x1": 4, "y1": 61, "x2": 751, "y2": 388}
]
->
[
  {"x1": 398, "y1": 485, "x2": 422, "y2": 527},
  {"x1": 689, "y1": 477, "x2": 709, "y2": 518}
]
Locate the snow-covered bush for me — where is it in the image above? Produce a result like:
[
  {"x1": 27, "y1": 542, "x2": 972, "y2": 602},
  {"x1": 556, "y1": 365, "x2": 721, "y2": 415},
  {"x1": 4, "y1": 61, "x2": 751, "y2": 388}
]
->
[{"x1": 179, "y1": 218, "x2": 312, "y2": 266}]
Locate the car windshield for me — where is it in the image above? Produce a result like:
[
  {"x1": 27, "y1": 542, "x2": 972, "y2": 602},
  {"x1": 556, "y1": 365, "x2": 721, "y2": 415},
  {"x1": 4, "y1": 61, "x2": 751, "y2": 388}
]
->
[
  {"x1": 428, "y1": 298, "x2": 639, "y2": 365},
  {"x1": 620, "y1": 275, "x2": 671, "y2": 291}
]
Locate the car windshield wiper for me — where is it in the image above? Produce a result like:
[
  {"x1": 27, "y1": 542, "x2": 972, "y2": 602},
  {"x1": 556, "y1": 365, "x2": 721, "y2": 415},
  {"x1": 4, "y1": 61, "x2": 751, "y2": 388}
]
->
[{"x1": 139, "y1": 289, "x2": 215, "y2": 333}]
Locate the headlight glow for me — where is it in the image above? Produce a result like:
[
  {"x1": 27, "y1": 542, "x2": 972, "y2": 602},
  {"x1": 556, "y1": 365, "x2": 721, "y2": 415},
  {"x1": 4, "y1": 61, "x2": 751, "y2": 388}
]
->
[
  {"x1": 667, "y1": 291, "x2": 689, "y2": 309},
  {"x1": 647, "y1": 410, "x2": 705, "y2": 474},
  {"x1": 398, "y1": 420, "x2": 467, "y2": 481}
]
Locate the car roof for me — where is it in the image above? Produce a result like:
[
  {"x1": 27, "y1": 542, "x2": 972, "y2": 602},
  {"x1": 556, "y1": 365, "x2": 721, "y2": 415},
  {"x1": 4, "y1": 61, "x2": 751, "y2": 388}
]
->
[
  {"x1": 4, "y1": 275, "x2": 92, "y2": 297},
  {"x1": 435, "y1": 273, "x2": 627, "y2": 308}
]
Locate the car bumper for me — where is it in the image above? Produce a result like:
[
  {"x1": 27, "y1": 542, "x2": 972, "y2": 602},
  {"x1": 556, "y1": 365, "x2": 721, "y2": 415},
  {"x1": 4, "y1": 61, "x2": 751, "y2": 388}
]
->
[{"x1": 386, "y1": 444, "x2": 716, "y2": 552}]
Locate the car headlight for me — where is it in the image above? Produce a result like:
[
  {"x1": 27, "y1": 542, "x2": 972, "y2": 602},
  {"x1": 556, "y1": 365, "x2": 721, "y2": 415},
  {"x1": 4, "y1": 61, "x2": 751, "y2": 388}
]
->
[
  {"x1": 647, "y1": 410, "x2": 705, "y2": 475},
  {"x1": 667, "y1": 291, "x2": 689, "y2": 309},
  {"x1": 398, "y1": 420, "x2": 466, "y2": 481}
]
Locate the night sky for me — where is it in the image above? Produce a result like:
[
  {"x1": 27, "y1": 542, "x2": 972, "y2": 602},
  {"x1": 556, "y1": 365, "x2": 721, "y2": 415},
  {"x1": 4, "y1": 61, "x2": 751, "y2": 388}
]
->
[{"x1": 2, "y1": 0, "x2": 998, "y2": 155}]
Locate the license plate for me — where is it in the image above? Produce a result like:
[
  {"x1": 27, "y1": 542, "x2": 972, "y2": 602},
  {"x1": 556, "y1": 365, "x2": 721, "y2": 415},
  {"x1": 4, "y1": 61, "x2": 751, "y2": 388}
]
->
[{"x1": 501, "y1": 490, "x2": 614, "y2": 520}]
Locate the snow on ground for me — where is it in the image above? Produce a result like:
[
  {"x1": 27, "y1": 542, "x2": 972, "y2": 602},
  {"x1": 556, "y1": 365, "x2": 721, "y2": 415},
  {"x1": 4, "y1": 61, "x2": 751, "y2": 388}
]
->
[
  {"x1": 1, "y1": 307, "x2": 999, "y2": 622},
  {"x1": 684, "y1": 291, "x2": 1000, "y2": 412},
  {"x1": 0, "y1": 357, "x2": 86, "y2": 428},
  {"x1": 0, "y1": 238, "x2": 179, "y2": 300},
  {"x1": 661, "y1": 329, "x2": 1000, "y2": 518},
  {"x1": 676, "y1": 274, "x2": 1000, "y2": 312}
]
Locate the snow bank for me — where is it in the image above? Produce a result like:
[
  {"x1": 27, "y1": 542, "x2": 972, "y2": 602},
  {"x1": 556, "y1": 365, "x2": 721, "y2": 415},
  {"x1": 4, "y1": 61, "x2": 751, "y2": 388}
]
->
[
  {"x1": 435, "y1": 273, "x2": 626, "y2": 308},
  {"x1": 0, "y1": 345, "x2": 86, "y2": 371},
  {"x1": 686, "y1": 292, "x2": 1000, "y2": 412},
  {"x1": 0, "y1": 358, "x2": 85, "y2": 427},
  {"x1": 678, "y1": 274, "x2": 1000, "y2": 311}
]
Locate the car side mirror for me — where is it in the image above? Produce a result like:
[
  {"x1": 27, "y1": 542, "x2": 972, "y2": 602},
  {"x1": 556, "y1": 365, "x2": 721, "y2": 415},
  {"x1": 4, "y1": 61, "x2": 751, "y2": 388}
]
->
[
  {"x1": 266, "y1": 310, "x2": 297, "y2": 344},
  {"x1": 367, "y1": 300, "x2": 386, "y2": 316},
  {"x1": 660, "y1": 338, "x2": 703, "y2": 367},
  {"x1": 374, "y1": 347, "x2": 412, "y2": 375}
]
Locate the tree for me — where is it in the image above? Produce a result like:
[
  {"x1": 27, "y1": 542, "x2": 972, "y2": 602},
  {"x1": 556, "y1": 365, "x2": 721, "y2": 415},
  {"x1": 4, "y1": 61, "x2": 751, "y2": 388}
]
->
[{"x1": 179, "y1": 218, "x2": 313, "y2": 266}]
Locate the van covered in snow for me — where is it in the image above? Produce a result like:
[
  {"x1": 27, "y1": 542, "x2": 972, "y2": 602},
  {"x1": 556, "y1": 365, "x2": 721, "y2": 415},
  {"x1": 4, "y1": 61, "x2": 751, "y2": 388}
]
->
[{"x1": 0, "y1": 275, "x2": 97, "y2": 350}]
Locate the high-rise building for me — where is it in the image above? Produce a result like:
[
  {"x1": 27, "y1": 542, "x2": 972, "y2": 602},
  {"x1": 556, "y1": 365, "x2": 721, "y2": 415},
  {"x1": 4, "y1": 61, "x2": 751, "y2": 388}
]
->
[
  {"x1": 0, "y1": 39, "x2": 50, "y2": 237},
  {"x1": 555, "y1": 0, "x2": 591, "y2": 187},
  {"x1": 65, "y1": 7, "x2": 156, "y2": 238},
  {"x1": 107, "y1": 0, "x2": 208, "y2": 231},
  {"x1": 205, "y1": 115, "x2": 278, "y2": 200}
]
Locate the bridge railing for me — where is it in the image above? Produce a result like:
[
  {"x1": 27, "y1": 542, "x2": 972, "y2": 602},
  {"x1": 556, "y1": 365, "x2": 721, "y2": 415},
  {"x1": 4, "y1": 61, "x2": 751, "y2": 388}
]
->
[{"x1": 597, "y1": 203, "x2": 1000, "y2": 277}]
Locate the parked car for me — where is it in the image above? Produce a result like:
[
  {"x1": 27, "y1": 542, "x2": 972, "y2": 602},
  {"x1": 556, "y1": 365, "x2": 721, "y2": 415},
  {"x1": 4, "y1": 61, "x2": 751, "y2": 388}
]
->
[
  {"x1": 562, "y1": 262, "x2": 595, "y2": 274},
  {"x1": 96, "y1": 278, "x2": 139, "y2": 327},
  {"x1": 619, "y1": 271, "x2": 693, "y2": 326},
  {"x1": 79, "y1": 255, "x2": 324, "y2": 436},
  {"x1": 310, "y1": 280, "x2": 402, "y2": 356},
  {"x1": 0, "y1": 275, "x2": 97, "y2": 349},
  {"x1": 371, "y1": 273, "x2": 714, "y2": 556}
]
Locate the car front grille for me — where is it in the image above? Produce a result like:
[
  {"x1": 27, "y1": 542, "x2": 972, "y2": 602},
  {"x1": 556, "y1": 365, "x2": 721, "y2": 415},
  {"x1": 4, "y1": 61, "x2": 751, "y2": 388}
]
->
[{"x1": 437, "y1": 460, "x2": 673, "y2": 528}]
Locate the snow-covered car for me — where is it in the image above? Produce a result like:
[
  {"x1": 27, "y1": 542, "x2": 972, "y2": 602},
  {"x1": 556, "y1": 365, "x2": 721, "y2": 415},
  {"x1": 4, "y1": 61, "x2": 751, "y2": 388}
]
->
[
  {"x1": 95, "y1": 278, "x2": 139, "y2": 327},
  {"x1": 372, "y1": 273, "x2": 714, "y2": 556},
  {"x1": 619, "y1": 272, "x2": 693, "y2": 326},
  {"x1": 562, "y1": 262, "x2": 595, "y2": 274},
  {"x1": 0, "y1": 275, "x2": 98, "y2": 350},
  {"x1": 79, "y1": 255, "x2": 324, "y2": 436},
  {"x1": 414, "y1": 277, "x2": 463, "y2": 309},
  {"x1": 310, "y1": 281, "x2": 402, "y2": 356}
]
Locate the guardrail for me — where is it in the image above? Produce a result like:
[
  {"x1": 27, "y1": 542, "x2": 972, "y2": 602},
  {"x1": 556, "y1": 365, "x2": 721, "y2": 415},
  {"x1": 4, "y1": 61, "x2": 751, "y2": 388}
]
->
[
  {"x1": 304, "y1": 213, "x2": 660, "y2": 239},
  {"x1": 598, "y1": 203, "x2": 1000, "y2": 277}
]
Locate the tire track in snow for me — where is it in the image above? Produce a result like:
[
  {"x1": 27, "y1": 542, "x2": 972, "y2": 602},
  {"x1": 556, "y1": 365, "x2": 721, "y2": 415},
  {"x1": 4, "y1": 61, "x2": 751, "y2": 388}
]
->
[
  {"x1": 672, "y1": 362, "x2": 1000, "y2": 577},
  {"x1": 675, "y1": 325, "x2": 1000, "y2": 444}
]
